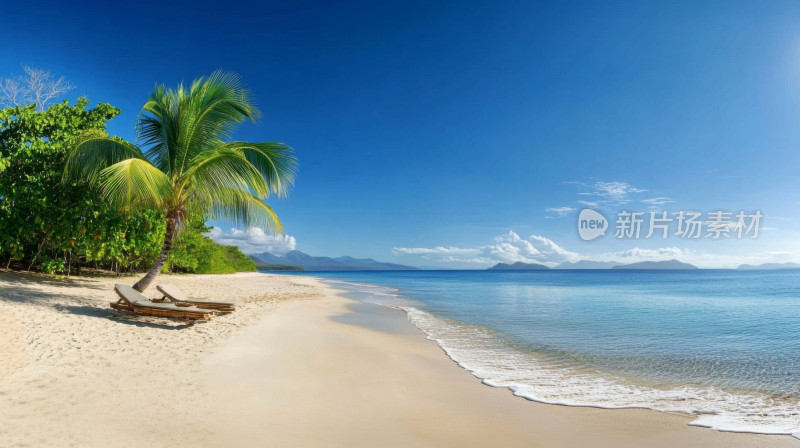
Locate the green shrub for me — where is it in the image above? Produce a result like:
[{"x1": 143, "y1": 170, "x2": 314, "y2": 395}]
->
[
  {"x1": 0, "y1": 100, "x2": 257, "y2": 276},
  {"x1": 166, "y1": 210, "x2": 256, "y2": 274},
  {"x1": 0, "y1": 99, "x2": 165, "y2": 274}
]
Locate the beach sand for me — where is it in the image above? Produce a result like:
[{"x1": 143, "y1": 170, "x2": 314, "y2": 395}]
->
[{"x1": 0, "y1": 271, "x2": 796, "y2": 447}]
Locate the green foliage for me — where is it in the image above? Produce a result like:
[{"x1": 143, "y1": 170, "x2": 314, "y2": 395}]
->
[
  {"x1": 63, "y1": 72, "x2": 296, "y2": 288},
  {"x1": 251, "y1": 261, "x2": 303, "y2": 271},
  {"x1": 64, "y1": 71, "x2": 297, "y2": 234},
  {"x1": 0, "y1": 97, "x2": 264, "y2": 276},
  {"x1": 166, "y1": 211, "x2": 256, "y2": 274},
  {"x1": 0, "y1": 99, "x2": 166, "y2": 273},
  {"x1": 193, "y1": 244, "x2": 257, "y2": 274}
]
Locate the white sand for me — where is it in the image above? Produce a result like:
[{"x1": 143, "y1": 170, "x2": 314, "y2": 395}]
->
[
  {"x1": 0, "y1": 271, "x2": 321, "y2": 447},
  {"x1": 0, "y1": 271, "x2": 796, "y2": 447}
]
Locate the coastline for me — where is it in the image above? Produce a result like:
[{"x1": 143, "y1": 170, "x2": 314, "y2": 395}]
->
[{"x1": 0, "y1": 271, "x2": 796, "y2": 447}]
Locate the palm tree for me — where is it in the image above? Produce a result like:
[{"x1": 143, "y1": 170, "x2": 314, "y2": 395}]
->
[{"x1": 64, "y1": 71, "x2": 297, "y2": 291}]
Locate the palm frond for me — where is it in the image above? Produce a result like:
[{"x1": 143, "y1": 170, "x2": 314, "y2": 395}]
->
[
  {"x1": 63, "y1": 133, "x2": 146, "y2": 184},
  {"x1": 137, "y1": 85, "x2": 176, "y2": 173},
  {"x1": 182, "y1": 146, "x2": 269, "y2": 198},
  {"x1": 224, "y1": 141, "x2": 297, "y2": 197},
  {"x1": 138, "y1": 71, "x2": 260, "y2": 180},
  {"x1": 70, "y1": 71, "x2": 294, "y2": 240},
  {"x1": 175, "y1": 72, "x2": 259, "y2": 174},
  {"x1": 203, "y1": 188, "x2": 284, "y2": 233},
  {"x1": 98, "y1": 158, "x2": 174, "y2": 209}
]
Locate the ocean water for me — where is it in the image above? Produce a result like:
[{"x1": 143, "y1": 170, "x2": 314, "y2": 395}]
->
[{"x1": 277, "y1": 269, "x2": 800, "y2": 436}]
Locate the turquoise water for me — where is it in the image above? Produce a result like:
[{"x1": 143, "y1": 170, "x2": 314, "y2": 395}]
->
[{"x1": 277, "y1": 269, "x2": 800, "y2": 435}]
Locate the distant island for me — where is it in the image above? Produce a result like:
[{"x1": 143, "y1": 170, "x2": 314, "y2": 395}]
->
[
  {"x1": 487, "y1": 260, "x2": 698, "y2": 270},
  {"x1": 612, "y1": 259, "x2": 699, "y2": 270},
  {"x1": 245, "y1": 255, "x2": 800, "y2": 272},
  {"x1": 251, "y1": 250, "x2": 419, "y2": 271},
  {"x1": 488, "y1": 262, "x2": 550, "y2": 270},
  {"x1": 737, "y1": 262, "x2": 800, "y2": 270},
  {"x1": 555, "y1": 260, "x2": 620, "y2": 269}
]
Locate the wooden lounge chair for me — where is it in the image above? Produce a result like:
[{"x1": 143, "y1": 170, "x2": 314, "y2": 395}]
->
[
  {"x1": 156, "y1": 284, "x2": 236, "y2": 313},
  {"x1": 111, "y1": 284, "x2": 217, "y2": 320}
]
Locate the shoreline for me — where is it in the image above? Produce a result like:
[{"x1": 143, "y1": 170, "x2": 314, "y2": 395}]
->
[
  {"x1": 202, "y1": 275, "x2": 798, "y2": 447},
  {"x1": 319, "y1": 273, "x2": 800, "y2": 438},
  {"x1": 400, "y1": 302, "x2": 800, "y2": 438},
  {"x1": 0, "y1": 271, "x2": 797, "y2": 447}
]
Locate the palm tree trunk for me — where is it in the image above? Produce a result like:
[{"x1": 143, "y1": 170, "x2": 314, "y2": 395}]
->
[{"x1": 133, "y1": 211, "x2": 177, "y2": 292}]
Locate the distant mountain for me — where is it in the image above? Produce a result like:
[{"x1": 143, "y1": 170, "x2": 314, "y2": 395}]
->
[
  {"x1": 555, "y1": 260, "x2": 620, "y2": 269},
  {"x1": 251, "y1": 250, "x2": 419, "y2": 271},
  {"x1": 249, "y1": 258, "x2": 304, "y2": 271},
  {"x1": 612, "y1": 259, "x2": 699, "y2": 270},
  {"x1": 737, "y1": 262, "x2": 800, "y2": 270},
  {"x1": 488, "y1": 262, "x2": 550, "y2": 270}
]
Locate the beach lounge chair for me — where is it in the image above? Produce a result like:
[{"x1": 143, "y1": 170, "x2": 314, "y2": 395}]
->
[
  {"x1": 111, "y1": 284, "x2": 217, "y2": 320},
  {"x1": 156, "y1": 284, "x2": 236, "y2": 312}
]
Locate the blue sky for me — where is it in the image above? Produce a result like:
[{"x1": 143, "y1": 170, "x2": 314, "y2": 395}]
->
[{"x1": 3, "y1": 0, "x2": 800, "y2": 268}]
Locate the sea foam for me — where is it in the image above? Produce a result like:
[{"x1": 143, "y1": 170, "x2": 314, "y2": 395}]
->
[
  {"x1": 403, "y1": 305, "x2": 800, "y2": 437},
  {"x1": 323, "y1": 277, "x2": 800, "y2": 437}
]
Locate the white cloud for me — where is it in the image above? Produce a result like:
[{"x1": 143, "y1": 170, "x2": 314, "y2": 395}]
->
[
  {"x1": 603, "y1": 247, "x2": 686, "y2": 260},
  {"x1": 530, "y1": 234, "x2": 579, "y2": 258},
  {"x1": 589, "y1": 247, "x2": 800, "y2": 269},
  {"x1": 566, "y1": 180, "x2": 675, "y2": 211},
  {"x1": 641, "y1": 197, "x2": 674, "y2": 206},
  {"x1": 392, "y1": 246, "x2": 480, "y2": 256},
  {"x1": 207, "y1": 227, "x2": 296, "y2": 255},
  {"x1": 545, "y1": 206, "x2": 576, "y2": 218},
  {"x1": 578, "y1": 181, "x2": 646, "y2": 205},
  {"x1": 485, "y1": 231, "x2": 544, "y2": 261},
  {"x1": 393, "y1": 231, "x2": 578, "y2": 265},
  {"x1": 394, "y1": 229, "x2": 800, "y2": 269}
]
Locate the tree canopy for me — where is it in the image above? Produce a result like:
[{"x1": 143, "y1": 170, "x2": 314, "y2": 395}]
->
[
  {"x1": 63, "y1": 71, "x2": 296, "y2": 289},
  {"x1": 0, "y1": 95, "x2": 262, "y2": 276},
  {"x1": 0, "y1": 99, "x2": 165, "y2": 273}
]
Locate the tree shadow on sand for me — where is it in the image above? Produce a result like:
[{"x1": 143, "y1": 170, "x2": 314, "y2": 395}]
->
[
  {"x1": 53, "y1": 304, "x2": 199, "y2": 330},
  {"x1": 0, "y1": 271, "x2": 200, "y2": 330},
  {"x1": 0, "y1": 270, "x2": 114, "y2": 292}
]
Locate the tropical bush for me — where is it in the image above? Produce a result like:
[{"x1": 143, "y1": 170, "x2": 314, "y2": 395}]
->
[
  {"x1": 0, "y1": 99, "x2": 166, "y2": 274},
  {"x1": 64, "y1": 71, "x2": 296, "y2": 290},
  {"x1": 0, "y1": 97, "x2": 262, "y2": 276},
  {"x1": 167, "y1": 210, "x2": 256, "y2": 274}
]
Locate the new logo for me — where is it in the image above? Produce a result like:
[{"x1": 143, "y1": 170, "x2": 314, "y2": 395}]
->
[{"x1": 578, "y1": 209, "x2": 607, "y2": 241}]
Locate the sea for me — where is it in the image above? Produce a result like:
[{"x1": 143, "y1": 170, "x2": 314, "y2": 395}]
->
[{"x1": 272, "y1": 269, "x2": 800, "y2": 436}]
